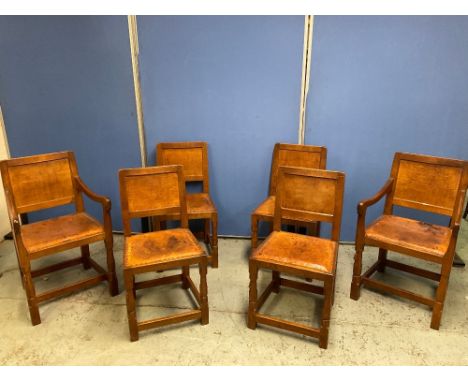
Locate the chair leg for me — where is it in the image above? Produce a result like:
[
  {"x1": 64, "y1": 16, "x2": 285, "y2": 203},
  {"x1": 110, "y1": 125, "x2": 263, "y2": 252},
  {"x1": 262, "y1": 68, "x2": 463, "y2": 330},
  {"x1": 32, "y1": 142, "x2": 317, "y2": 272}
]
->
[
  {"x1": 23, "y1": 265, "x2": 41, "y2": 326},
  {"x1": 105, "y1": 235, "x2": 119, "y2": 296},
  {"x1": 210, "y1": 214, "x2": 218, "y2": 268},
  {"x1": 316, "y1": 222, "x2": 321, "y2": 237},
  {"x1": 430, "y1": 262, "x2": 452, "y2": 330},
  {"x1": 204, "y1": 219, "x2": 210, "y2": 245},
  {"x1": 81, "y1": 245, "x2": 91, "y2": 270},
  {"x1": 248, "y1": 262, "x2": 258, "y2": 329},
  {"x1": 272, "y1": 271, "x2": 280, "y2": 293},
  {"x1": 182, "y1": 266, "x2": 190, "y2": 289},
  {"x1": 151, "y1": 217, "x2": 161, "y2": 231},
  {"x1": 251, "y1": 215, "x2": 258, "y2": 250},
  {"x1": 124, "y1": 271, "x2": 139, "y2": 341},
  {"x1": 377, "y1": 248, "x2": 387, "y2": 273},
  {"x1": 199, "y1": 257, "x2": 209, "y2": 325},
  {"x1": 319, "y1": 278, "x2": 333, "y2": 349},
  {"x1": 331, "y1": 276, "x2": 336, "y2": 306},
  {"x1": 350, "y1": 247, "x2": 364, "y2": 300}
]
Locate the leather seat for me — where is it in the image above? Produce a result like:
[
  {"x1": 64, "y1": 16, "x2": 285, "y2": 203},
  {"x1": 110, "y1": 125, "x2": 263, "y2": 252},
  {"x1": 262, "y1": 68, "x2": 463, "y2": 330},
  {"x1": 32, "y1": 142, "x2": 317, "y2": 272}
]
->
[
  {"x1": 186, "y1": 193, "x2": 216, "y2": 216},
  {"x1": 21, "y1": 212, "x2": 105, "y2": 258},
  {"x1": 124, "y1": 228, "x2": 205, "y2": 269},
  {"x1": 252, "y1": 196, "x2": 275, "y2": 219},
  {"x1": 252, "y1": 231, "x2": 337, "y2": 275},
  {"x1": 365, "y1": 215, "x2": 451, "y2": 259}
]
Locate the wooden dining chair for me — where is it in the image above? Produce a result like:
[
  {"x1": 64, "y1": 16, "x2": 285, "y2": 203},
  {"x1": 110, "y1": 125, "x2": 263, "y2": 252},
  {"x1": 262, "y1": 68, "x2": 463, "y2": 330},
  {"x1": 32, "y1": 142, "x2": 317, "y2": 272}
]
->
[
  {"x1": 119, "y1": 165, "x2": 209, "y2": 341},
  {"x1": 251, "y1": 143, "x2": 327, "y2": 249},
  {"x1": 156, "y1": 142, "x2": 218, "y2": 268},
  {"x1": 0, "y1": 151, "x2": 119, "y2": 326},
  {"x1": 350, "y1": 152, "x2": 468, "y2": 330},
  {"x1": 248, "y1": 166, "x2": 345, "y2": 349}
]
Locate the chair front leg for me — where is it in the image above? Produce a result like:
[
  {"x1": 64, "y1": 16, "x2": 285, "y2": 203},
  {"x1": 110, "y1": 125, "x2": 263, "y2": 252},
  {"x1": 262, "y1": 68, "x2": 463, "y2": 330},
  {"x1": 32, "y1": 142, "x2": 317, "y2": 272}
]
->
[
  {"x1": 350, "y1": 245, "x2": 364, "y2": 300},
  {"x1": 199, "y1": 257, "x2": 209, "y2": 325},
  {"x1": 22, "y1": 259, "x2": 41, "y2": 326},
  {"x1": 430, "y1": 261, "x2": 453, "y2": 330},
  {"x1": 124, "y1": 271, "x2": 138, "y2": 341},
  {"x1": 319, "y1": 278, "x2": 333, "y2": 349},
  {"x1": 247, "y1": 261, "x2": 258, "y2": 329}
]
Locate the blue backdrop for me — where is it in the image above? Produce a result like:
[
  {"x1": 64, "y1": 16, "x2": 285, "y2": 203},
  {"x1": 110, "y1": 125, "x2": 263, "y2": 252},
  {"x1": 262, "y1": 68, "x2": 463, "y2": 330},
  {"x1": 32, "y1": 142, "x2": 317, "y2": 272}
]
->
[
  {"x1": 1, "y1": 16, "x2": 468, "y2": 240},
  {"x1": 0, "y1": 16, "x2": 141, "y2": 230},
  {"x1": 138, "y1": 16, "x2": 304, "y2": 236},
  {"x1": 306, "y1": 16, "x2": 468, "y2": 241}
]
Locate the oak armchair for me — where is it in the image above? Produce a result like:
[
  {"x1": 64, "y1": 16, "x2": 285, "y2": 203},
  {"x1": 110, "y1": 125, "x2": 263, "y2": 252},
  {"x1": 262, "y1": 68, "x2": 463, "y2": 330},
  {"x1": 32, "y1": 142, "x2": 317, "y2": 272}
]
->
[
  {"x1": 0, "y1": 151, "x2": 118, "y2": 326},
  {"x1": 350, "y1": 152, "x2": 468, "y2": 330}
]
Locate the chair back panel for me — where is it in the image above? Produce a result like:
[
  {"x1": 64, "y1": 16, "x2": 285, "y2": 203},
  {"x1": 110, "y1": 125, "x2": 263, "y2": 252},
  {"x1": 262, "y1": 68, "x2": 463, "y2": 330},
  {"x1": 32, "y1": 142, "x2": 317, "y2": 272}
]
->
[
  {"x1": 125, "y1": 172, "x2": 180, "y2": 214},
  {"x1": 157, "y1": 142, "x2": 208, "y2": 190},
  {"x1": 274, "y1": 167, "x2": 345, "y2": 241},
  {"x1": 390, "y1": 153, "x2": 468, "y2": 217},
  {"x1": 119, "y1": 165, "x2": 188, "y2": 235},
  {"x1": 0, "y1": 152, "x2": 77, "y2": 214},
  {"x1": 269, "y1": 143, "x2": 327, "y2": 195}
]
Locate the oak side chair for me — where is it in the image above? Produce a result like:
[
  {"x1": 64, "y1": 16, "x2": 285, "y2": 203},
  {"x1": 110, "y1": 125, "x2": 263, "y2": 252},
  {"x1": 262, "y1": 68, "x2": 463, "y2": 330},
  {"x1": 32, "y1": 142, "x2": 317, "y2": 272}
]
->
[
  {"x1": 350, "y1": 152, "x2": 468, "y2": 330},
  {"x1": 248, "y1": 166, "x2": 345, "y2": 349},
  {"x1": 119, "y1": 165, "x2": 209, "y2": 341},
  {"x1": 0, "y1": 151, "x2": 119, "y2": 326},
  {"x1": 251, "y1": 143, "x2": 327, "y2": 249},
  {"x1": 156, "y1": 142, "x2": 218, "y2": 267}
]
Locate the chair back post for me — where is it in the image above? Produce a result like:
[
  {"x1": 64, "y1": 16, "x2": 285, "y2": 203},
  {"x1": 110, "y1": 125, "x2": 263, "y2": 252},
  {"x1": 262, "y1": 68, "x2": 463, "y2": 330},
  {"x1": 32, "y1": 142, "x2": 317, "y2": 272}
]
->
[
  {"x1": 269, "y1": 143, "x2": 327, "y2": 196},
  {"x1": 156, "y1": 142, "x2": 210, "y2": 193},
  {"x1": 68, "y1": 152, "x2": 85, "y2": 213},
  {"x1": 119, "y1": 165, "x2": 188, "y2": 237},
  {"x1": 385, "y1": 152, "x2": 468, "y2": 225},
  {"x1": 273, "y1": 166, "x2": 345, "y2": 241}
]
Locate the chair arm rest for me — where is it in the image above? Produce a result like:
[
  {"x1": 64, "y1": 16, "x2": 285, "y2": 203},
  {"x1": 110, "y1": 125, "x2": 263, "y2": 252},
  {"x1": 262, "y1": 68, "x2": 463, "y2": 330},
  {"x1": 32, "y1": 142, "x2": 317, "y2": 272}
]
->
[
  {"x1": 357, "y1": 178, "x2": 394, "y2": 216},
  {"x1": 74, "y1": 176, "x2": 111, "y2": 211}
]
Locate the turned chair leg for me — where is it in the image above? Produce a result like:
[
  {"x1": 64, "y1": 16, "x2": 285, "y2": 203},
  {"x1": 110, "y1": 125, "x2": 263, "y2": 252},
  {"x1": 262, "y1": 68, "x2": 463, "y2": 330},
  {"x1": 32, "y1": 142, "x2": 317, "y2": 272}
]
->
[
  {"x1": 81, "y1": 245, "x2": 91, "y2": 270},
  {"x1": 124, "y1": 271, "x2": 138, "y2": 341},
  {"x1": 23, "y1": 262, "x2": 41, "y2": 326},
  {"x1": 199, "y1": 257, "x2": 209, "y2": 325},
  {"x1": 319, "y1": 278, "x2": 333, "y2": 349},
  {"x1": 182, "y1": 266, "x2": 190, "y2": 289},
  {"x1": 251, "y1": 216, "x2": 259, "y2": 250},
  {"x1": 377, "y1": 248, "x2": 387, "y2": 273},
  {"x1": 272, "y1": 271, "x2": 280, "y2": 293},
  {"x1": 350, "y1": 247, "x2": 364, "y2": 300},
  {"x1": 105, "y1": 235, "x2": 119, "y2": 296},
  {"x1": 247, "y1": 262, "x2": 258, "y2": 329},
  {"x1": 430, "y1": 262, "x2": 452, "y2": 330},
  {"x1": 211, "y1": 214, "x2": 218, "y2": 268}
]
